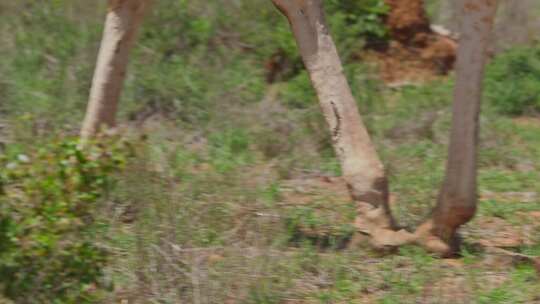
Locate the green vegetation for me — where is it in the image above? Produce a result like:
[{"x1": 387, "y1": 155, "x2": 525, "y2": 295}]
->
[
  {"x1": 0, "y1": 138, "x2": 130, "y2": 303},
  {"x1": 1, "y1": 0, "x2": 539, "y2": 303},
  {"x1": 485, "y1": 44, "x2": 540, "y2": 115}
]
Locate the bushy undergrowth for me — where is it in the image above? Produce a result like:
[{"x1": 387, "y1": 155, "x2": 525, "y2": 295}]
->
[
  {"x1": 485, "y1": 44, "x2": 540, "y2": 115},
  {"x1": 0, "y1": 138, "x2": 130, "y2": 303}
]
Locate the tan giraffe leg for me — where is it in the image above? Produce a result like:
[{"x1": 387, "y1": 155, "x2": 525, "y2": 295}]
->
[
  {"x1": 81, "y1": 0, "x2": 151, "y2": 140},
  {"x1": 270, "y1": 0, "x2": 416, "y2": 248}
]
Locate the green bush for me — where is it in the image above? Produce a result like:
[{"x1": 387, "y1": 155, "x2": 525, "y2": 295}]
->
[
  {"x1": 0, "y1": 138, "x2": 129, "y2": 303},
  {"x1": 485, "y1": 45, "x2": 540, "y2": 115},
  {"x1": 326, "y1": 0, "x2": 389, "y2": 58}
]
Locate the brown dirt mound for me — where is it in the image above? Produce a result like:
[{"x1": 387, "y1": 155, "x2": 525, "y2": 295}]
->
[
  {"x1": 365, "y1": 36, "x2": 457, "y2": 84},
  {"x1": 263, "y1": 0, "x2": 458, "y2": 85},
  {"x1": 369, "y1": 0, "x2": 458, "y2": 83},
  {"x1": 385, "y1": 0, "x2": 431, "y2": 43}
]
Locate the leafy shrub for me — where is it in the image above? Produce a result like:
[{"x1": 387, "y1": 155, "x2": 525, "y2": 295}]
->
[
  {"x1": 485, "y1": 45, "x2": 540, "y2": 115},
  {"x1": 0, "y1": 138, "x2": 130, "y2": 303},
  {"x1": 326, "y1": 0, "x2": 389, "y2": 57}
]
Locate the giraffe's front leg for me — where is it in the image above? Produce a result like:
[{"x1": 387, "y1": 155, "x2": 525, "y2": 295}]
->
[
  {"x1": 270, "y1": 0, "x2": 416, "y2": 248},
  {"x1": 81, "y1": 0, "x2": 151, "y2": 140},
  {"x1": 416, "y1": 0, "x2": 499, "y2": 257}
]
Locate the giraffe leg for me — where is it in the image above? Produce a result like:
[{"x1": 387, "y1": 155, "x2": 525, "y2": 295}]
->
[
  {"x1": 270, "y1": 0, "x2": 415, "y2": 248},
  {"x1": 416, "y1": 0, "x2": 498, "y2": 256},
  {"x1": 81, "y1": 0, "x2": 151, "y2": 140}
]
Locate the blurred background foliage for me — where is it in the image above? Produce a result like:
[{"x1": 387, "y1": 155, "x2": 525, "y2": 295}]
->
[{"x1": 0, "y1": 0, "x2": 390, "y2": 129}]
